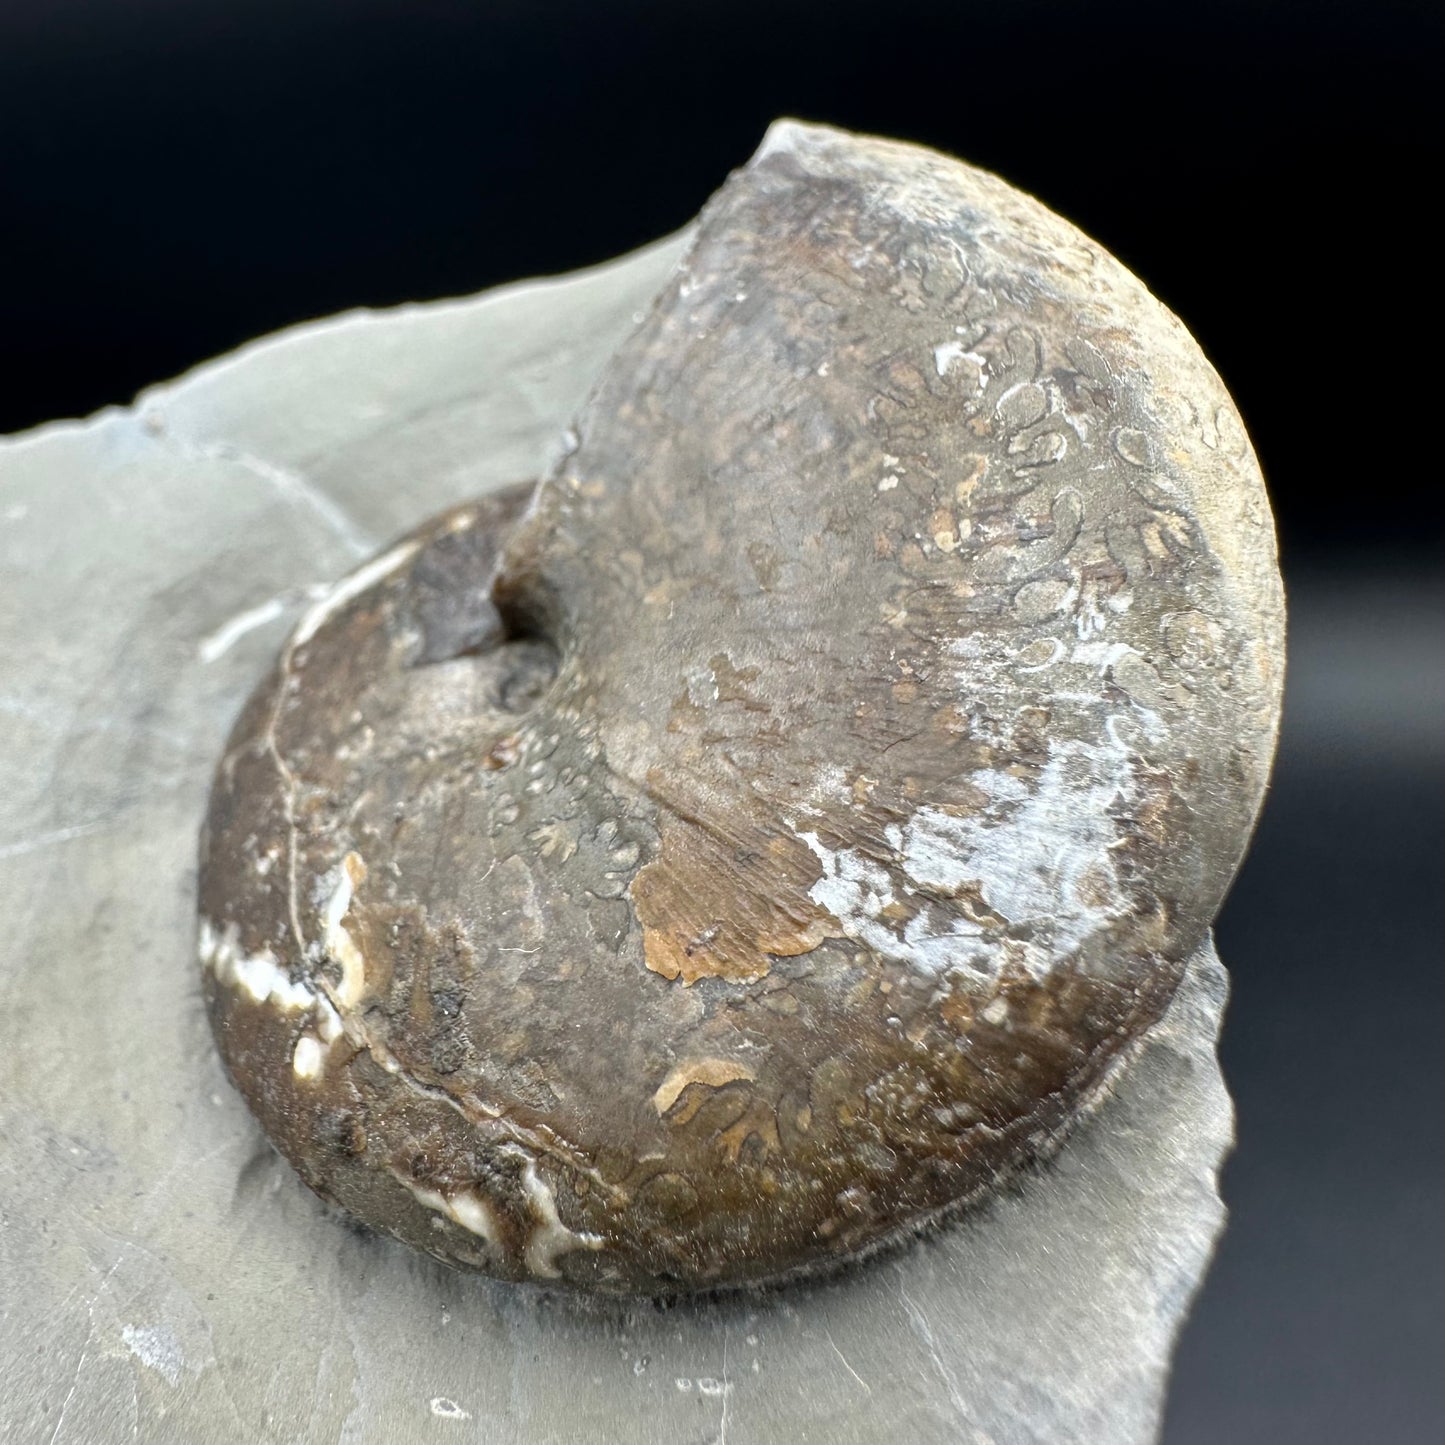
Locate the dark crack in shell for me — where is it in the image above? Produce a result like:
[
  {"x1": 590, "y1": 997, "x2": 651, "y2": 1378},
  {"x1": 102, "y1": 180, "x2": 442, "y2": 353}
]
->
[{"x1": 197, "y1": 121, "x2": 1284, "y2": 1294}]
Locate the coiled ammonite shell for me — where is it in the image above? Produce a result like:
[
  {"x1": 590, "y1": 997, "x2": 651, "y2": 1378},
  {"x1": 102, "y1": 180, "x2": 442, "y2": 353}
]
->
[{"x1": 199, "y1": 122, "x2": 1283, "y2": 1293}]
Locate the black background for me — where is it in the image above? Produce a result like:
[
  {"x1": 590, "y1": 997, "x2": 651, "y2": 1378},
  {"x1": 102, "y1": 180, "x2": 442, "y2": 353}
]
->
[{"x1": 2, "y1": 3, "x2": 1440, "y2": 1441}]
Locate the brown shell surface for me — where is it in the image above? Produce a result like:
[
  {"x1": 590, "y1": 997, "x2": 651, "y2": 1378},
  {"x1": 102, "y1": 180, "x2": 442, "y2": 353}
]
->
[{"x1": 198, "y1": 122, "x2": 1284, "y2": 1293}]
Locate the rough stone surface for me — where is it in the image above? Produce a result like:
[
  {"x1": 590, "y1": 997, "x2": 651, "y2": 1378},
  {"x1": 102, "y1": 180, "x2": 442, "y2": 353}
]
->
[
  {"x1": 3, "y1": 149, "x2": 1240, "y2": 1442},
  {"x1": 197, "y1": 123, "x2": 1281, "y2": 1293}
]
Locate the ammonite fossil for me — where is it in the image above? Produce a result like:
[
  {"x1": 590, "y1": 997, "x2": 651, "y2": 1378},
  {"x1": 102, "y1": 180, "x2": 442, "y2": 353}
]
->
[{"x1": 199, "y1": 122, "x2": 1283, "y2": 1293}]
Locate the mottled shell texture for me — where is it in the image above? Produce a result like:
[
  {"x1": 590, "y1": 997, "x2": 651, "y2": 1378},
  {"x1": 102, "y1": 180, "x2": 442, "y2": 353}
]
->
[{"x1": 199, "y1": 122, "x2": 1284, "y2": 1293}]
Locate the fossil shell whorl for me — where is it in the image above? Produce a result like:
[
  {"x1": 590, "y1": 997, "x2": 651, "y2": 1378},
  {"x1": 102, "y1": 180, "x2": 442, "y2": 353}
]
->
[{"x1": 198, "y1": 121, "x2": 1283, "y2": 1293}]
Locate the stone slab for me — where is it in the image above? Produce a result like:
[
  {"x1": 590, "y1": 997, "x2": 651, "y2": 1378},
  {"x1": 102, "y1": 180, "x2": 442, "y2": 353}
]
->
[{"x1": 0, "y1": 233, "x2": 1231, "y2": 1445}]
